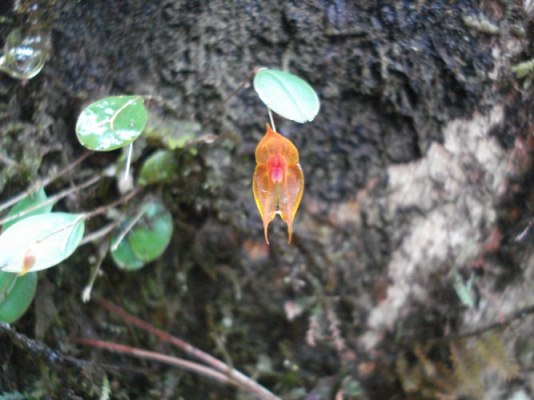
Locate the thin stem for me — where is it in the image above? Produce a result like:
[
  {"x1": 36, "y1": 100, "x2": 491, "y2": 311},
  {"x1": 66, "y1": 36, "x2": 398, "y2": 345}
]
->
[
  {"x1": 79, "y1": 221, "x2": 119, "y2": 247},
  {"x1": 81, "y1": 243, "x2": 109, "y2": 303},
  {"x1": 18, "y1": 189, "x2": 140, "y2": 253},
  {"x1": 123, "y1": 143, "x2": 133, "y2": 182},
  {"x1": 0, "y1": 188, "x2": 132, "y2": 272},
  {"x1": 181, "y1": 133, "x2": 218, "y2": 149},
  {"x1": 84, "y1": 188, "x2": 141, "y2": 220},
  {"x1": 70, "y1": 338, "x2": 246, "y2": 391},
  {"x1": 0, "y1": 151, "x2": 92, "y2": 214},
  {"x1": 35, "y1": 213, "x2": 86, "y2": 246},
  {"x1": 96, "y1": 299, "x2": 281, "y2": 400},
  {"x1": 268, "y1": 108, "x2": 276, "y2": 132},
  {"x1": 222, "y1": 69, "x2": 256, "y2": 105},
  {"x1": 110, "y1": 203, "x2": 149, "y2": 252},
  {"x1": 0, "y1": 175, "x2": 101, "y2": 226},
  {"x1": 425, "y1": 304, "x2": 534, "y2": 345}
]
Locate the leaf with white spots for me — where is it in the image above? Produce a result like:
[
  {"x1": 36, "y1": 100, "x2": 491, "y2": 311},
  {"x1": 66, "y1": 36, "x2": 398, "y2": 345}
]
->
[{"x1": 76, "y1": 96, "x2": 147, "y2": 151}]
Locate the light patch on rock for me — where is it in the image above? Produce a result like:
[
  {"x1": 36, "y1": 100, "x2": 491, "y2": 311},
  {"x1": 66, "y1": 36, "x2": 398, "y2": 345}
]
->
[{"x1": 361, "y1": 105, "x2": 512, "y2": 351}]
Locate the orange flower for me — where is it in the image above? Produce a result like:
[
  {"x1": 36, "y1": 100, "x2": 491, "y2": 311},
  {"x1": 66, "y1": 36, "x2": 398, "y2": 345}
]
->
[{"x1": 253, "y1": 124, "x2": 304, "y2": 244}]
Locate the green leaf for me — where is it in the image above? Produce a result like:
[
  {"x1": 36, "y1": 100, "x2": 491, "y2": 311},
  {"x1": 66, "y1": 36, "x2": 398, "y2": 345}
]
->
[
  {"x1": 253, "y1": 68, "x2": 320, "y2": 123},
  {"x1": 76, "y1": 96, "x2": 148, "y2": 151},
  {"x1": 3, "y1": 188, "x2": 53, "y2": 230},
  {"x1": 0, "y1": 213, "x2": 85, "y2": 274},
  {"x1": 0, "y1": 272, "x2": 17, "y2": 304},
  {"x1": 0, "y1": 392, "x2": 30, "y2": 400},
  {"x1": 0, "y1": 271, "x2": 37, "y2": 323},
  {"x1": 138, "y1": 150, "x2": 179, "y2": 186},
  {"x1": 110, "y1": 232, "x2": 145, "y2": 271},
  {"x1": 144, "y1": 116, "x2": 202, "y2": 150},
  {"x1": 129, "y1": 200, "x2": 173, "y2": 262}
]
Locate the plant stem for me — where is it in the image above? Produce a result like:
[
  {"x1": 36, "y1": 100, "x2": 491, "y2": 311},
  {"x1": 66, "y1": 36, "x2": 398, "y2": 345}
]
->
[
  {"x1": 9, "y1": 189, "x2": 141, "y2": 254},
  {"x1": 79, "y1": 221, "x2": 119, "y2": 246},
  {"x1": 424, "y1": 304, "x2": 534, "y2": 344},
  {"x1": 0, "y1": 151, "x2": 92, "y2": 214},
  {"x1": 0, "y1": 175, "x2": 101, "y2": 226},
  {"x1": 81, "y1": 242, "x2": 109, "y2": 303},
  {"x1": 123, "y1": 143, "x2": 133, "y2": 182},
  {"x1": 268, "y1": 108, "x2": 276, "y2": 131},
  {"x1": 0, "y1": 322, "x2": 145, "y2": 373},
  {"x1": 70, "y1": 338, "x2": 248, "y2": 391},
  {"x1": 110, "y1": 203, "x2": 149, "y2": 251},
  {"x1": 84, "y1": 188, "x2": 141, "y2": 220},
  {"x1": 96, "y1": 299, "x2": 281, "y2": 400},
  {"x1": 34, "y1": 213, "x2": 86, "y2": 246}
]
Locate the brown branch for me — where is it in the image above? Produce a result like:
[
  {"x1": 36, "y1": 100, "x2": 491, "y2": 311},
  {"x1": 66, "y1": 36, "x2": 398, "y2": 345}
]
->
[
  {"x1": 84, "y1": 187, "x2": 142, "y2": 219},
  {"x1": 0, "y1": 174, "x2": 102, "y2": 226},
  {"x1": 69, "y1": 337, "x2": 245, "y2": 390},
  {"x1": 79, "y1": 220, "x2": 120, "y2": 246},
  {"x1": 452, "y1": 304, "x2": 534, "y2": 340},
  {"x1": 95, "y1": 298, "x2": 280, "y2": 400},
  {"x1": 426, "y1": 304, "x2": 534, "y2": 345},
  {"x1": 110, "y1": 203, "x2": 149, "y2": 251},
  {"x1": 0, "y1": 322, "x2": 190, "y2": 376},
  {"x1": 0, "y1": 151, "x2": 92, "y2": 214}
]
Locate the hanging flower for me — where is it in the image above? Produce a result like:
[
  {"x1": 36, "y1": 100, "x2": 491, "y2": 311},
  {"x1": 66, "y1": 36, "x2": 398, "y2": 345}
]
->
[{"x1": 253, "y1": 124, "x2": 304, "y2": 244}]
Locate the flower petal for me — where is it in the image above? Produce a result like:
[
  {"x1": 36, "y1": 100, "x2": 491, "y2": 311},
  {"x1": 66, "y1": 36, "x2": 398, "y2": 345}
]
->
[
  {"x1": 253, "y1": 164, "x2": 277, "y2": 244},
  {"x1": 278, "y1": 164, "x2": 304, "y2": 243}
]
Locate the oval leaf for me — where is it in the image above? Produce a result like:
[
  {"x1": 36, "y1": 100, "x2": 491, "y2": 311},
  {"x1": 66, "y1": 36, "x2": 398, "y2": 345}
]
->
[
  {"x1": 111, "y1": 232, "x2": 146, "y2": 271},
  {"x1": 3, "y1": 188, "x2": 53, "y2": 230},
  {"x1": 144, "y1": 116, "x2": 203, "y2": 150},
  {"x1": 0, "y1": 271, "x2": 17, "y2": 303},
  {"x1": 0, "y1": 213, "x2": 85, "y2": 274},
  {"x1": 138, "y1": 150, "x2": 179, "y2": 186},
  {"x1": 253, "y1": 68, "x2": 320, "y2": 123},
  {"x1": 76, "y1": 96, "x2": 148, "y2": 151},
  {"x1": 0, "y1": 271, "x2": 37, "y2": 323},
  {"x1": 129, "y1": 201, "x2": 173, "y2": 262}
]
